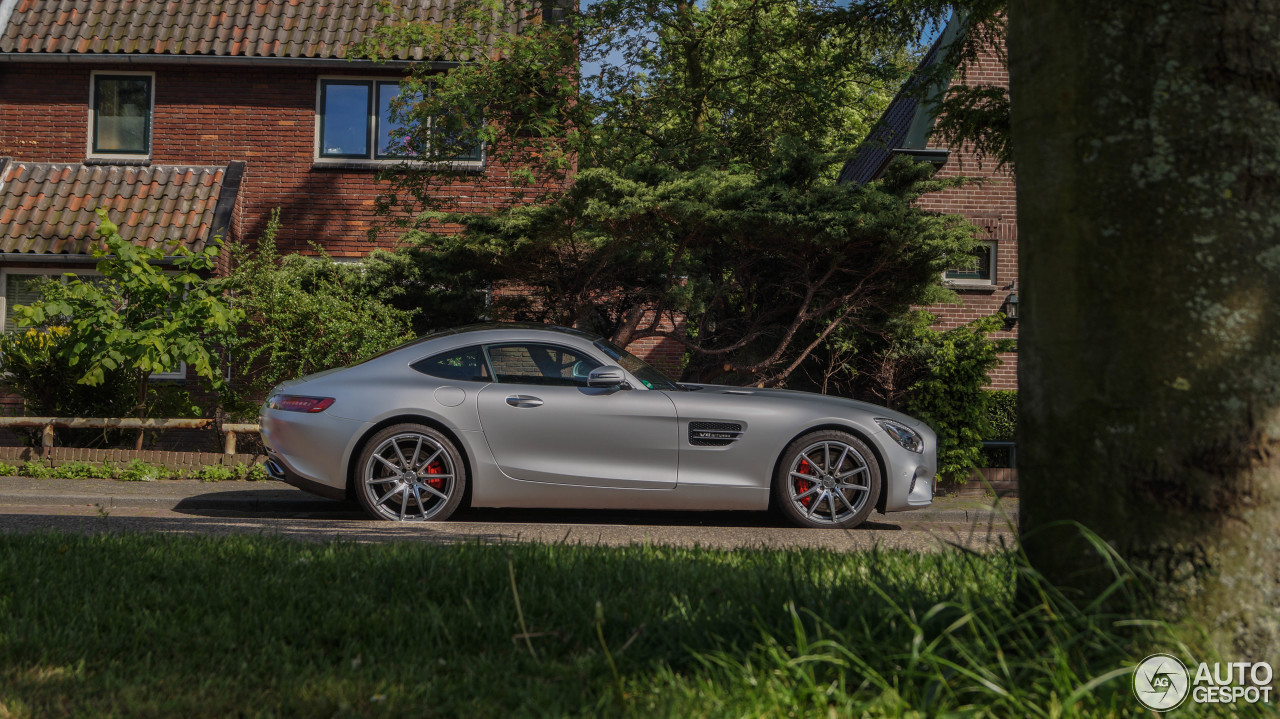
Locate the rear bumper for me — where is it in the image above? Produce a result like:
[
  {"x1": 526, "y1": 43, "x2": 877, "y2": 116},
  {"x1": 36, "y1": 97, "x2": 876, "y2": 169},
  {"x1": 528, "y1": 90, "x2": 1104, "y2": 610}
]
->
[{"x1": 265, "y1": 452, "x2": 348, "y2": 501}]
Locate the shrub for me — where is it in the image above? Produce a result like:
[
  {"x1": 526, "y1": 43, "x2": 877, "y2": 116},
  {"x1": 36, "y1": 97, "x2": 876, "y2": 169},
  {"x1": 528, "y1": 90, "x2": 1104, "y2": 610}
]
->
[
  {"x1": 847, "y1": 311, "x2": 1014, "y2": 481},
  {"x1": 118, "y1": 459, "x2": 170, "y2": 482},
  {"x1": 243, "y1": 464, "x2": 269, "y2": 482},
  {"x1": 194, "y1": 465, "x2": 237, "y2": 482},
  {"x1": 0, "y1": 326, "x2": 136, "y2": 427},
  {"x1": 977, "y1": 390, "x2": 1018, "y2": 468},
  {"x1": 903, "y1": 316, "x2": 1014, "y2": 480},
  {"x1": 985, "y1": 389, "x2": 1017, "y2": 441},
  {"x1": 18, "y1": 461, "x2": 52, "y2": 479},
  {"x1": 0, "y1": 462, "x2": 16, "y2": 476},
  {"x1": 51, "y1": 461, "x2": 114, "y2": 480},
  {"x1": 222, "y1": 211, "x2": 417, "y2": 418},
  {"x1": 9, "y1": 209, "x2": 238, "y2": 421}
]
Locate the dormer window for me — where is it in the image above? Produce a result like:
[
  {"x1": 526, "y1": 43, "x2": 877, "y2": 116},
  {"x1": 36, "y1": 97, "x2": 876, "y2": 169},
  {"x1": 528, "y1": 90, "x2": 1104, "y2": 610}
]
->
[{"x1": 90, "y1": 72, "x2": 153, "y2": 158}]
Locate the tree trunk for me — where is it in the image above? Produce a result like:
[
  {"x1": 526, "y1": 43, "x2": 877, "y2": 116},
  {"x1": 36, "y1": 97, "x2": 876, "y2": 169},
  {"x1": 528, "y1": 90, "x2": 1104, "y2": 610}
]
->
[{"x1": 1008, "y1": 1, "x2": 1280, "y2": 659}]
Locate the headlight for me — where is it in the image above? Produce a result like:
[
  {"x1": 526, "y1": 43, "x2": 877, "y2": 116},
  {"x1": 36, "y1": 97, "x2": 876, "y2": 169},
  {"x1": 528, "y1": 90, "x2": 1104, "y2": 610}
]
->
[{"x1": 875, "y1": 418, "x2": 923, "y2": 453}]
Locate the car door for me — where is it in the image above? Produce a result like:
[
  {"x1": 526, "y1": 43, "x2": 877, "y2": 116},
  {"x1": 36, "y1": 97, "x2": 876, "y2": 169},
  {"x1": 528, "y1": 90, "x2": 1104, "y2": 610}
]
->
[{"x1": 475, "y1": 342, "x2": 678, "y2": 489}]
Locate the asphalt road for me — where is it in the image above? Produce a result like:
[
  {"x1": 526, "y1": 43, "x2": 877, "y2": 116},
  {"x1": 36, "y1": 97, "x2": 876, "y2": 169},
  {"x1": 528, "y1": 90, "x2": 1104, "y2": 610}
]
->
[{"x1": 0, "y1": 478, "x2": 1018, "y2": 552}]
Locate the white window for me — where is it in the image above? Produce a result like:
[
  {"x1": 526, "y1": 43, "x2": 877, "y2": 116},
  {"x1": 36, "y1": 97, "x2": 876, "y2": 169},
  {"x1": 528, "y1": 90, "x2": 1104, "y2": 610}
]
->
[
  {"x1": 944, "y1": 241, "x2": 997, "y2": 286},
  {"x1": 314, "y1": 77, "x2": 483, "y2": 163},
  {"x1": 0, "y1": 269, "x2": 185, "y2": 380},
  {"x1": 89, "y1": 72, "x2": 154, "y2": 160}
]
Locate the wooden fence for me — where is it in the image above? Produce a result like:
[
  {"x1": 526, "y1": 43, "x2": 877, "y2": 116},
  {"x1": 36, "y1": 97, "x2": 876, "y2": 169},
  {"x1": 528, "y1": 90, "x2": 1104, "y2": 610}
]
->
[{"x1": 0, "y1": 417, "x2": 260, "y2": 458}]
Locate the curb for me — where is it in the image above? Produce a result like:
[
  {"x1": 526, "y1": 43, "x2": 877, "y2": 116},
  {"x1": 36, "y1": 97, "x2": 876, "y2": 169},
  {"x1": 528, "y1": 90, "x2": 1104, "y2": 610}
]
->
[{"x1": 885, "y1": 508, "x2": 1016, "y2": 525}]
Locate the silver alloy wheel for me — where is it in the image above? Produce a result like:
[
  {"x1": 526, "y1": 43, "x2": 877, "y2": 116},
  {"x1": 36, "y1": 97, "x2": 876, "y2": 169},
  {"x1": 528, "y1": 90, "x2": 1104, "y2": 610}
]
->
[
  {"x1": 787, "y1": 440, "x2": 872, "y2": 525},
  {"x1": 362, "y1": 432, "x2": 457, "y2": 521}
]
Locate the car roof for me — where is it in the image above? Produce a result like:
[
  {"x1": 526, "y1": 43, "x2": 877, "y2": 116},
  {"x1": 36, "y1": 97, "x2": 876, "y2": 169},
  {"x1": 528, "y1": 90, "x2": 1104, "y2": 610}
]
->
[
  {"x1": 350, "y1": 323, "x2": 605, "y2": 368},
  {"x1": 440, "y1": 323, "x2": 601, "y2": 340}
]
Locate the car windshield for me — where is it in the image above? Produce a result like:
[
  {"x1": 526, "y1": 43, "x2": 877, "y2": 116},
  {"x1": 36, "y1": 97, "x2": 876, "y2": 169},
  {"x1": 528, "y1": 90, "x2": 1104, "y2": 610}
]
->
[{"x1": 592, "y1": 339, "x2": 682, "y2": 391}]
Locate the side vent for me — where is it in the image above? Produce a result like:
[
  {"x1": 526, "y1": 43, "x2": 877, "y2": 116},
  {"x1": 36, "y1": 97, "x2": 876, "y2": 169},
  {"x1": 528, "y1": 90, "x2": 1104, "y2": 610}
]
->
[{"x1": 689, "y1": 421, "x2": 743, "y2": 447}]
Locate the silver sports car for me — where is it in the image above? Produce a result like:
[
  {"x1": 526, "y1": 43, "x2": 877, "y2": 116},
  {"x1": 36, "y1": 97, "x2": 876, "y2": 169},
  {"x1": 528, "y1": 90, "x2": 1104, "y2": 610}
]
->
[{"x1": 259, "y1": 324, "x2": 936, "y2": 528}]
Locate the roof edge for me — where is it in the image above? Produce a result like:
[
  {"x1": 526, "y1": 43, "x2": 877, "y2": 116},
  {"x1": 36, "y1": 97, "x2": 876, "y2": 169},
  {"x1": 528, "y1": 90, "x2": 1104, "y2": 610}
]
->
[
  {"x1": 0, "y1": 0, "x2": 19, "y2": 42},
  {"x1": 0, "y1": 52, "x2": 456, "y2": 70},
  {"x1": 0, "y1": 252, "x2": 180, "y2": 265},
  {"x1": 0, "y1": 155, "x2": 9, "y2": 211},
  {"x1": 210, "y1": 161, "x2": 245, "y2": 242}
]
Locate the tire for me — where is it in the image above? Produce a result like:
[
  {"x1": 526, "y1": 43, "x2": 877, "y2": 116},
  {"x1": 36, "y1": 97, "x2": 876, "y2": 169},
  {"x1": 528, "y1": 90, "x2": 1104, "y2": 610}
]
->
[
  {"x1": 354, "y1": 424, "x2": 466, "y2": 522},
  {"x1": 773, "y1": 430, "x2": 881, "y2": 529}
]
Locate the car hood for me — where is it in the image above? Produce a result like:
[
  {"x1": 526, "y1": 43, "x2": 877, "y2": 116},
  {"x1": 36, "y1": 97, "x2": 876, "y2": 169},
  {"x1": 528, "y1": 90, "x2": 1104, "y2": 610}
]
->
[{"x1": 682, "y1": 384, "x2": 926, "y2": 428}]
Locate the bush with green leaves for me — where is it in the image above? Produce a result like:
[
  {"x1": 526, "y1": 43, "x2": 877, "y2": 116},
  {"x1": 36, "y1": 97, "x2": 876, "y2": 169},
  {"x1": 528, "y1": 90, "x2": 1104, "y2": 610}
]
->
[
  {"x1": 18, "y1": 461, "x2": 52, "y2": 479},
  {"x1": 50, "y1": 461, "x2": 115, "y2": 479},
  {"x1": 222, "y1": 211, "x2": 417, "y2": 418},
  {"x1": 985, "y1": 389, "x2": 1017, "y2": 441},
  {"x1": 193, "y1": 465, "x2": 236, "y2": 482},
  {"x1": 8, "y1": 208, "x2": 239, "y2": 424},
  {"x1": 117, "y1": 459, "x2": 171, "y2": 482},
  {"x1": 903, "y1": 315, "x2": 1015, "y2": 480},
  {"x1": 835, "y1": 311, "x2": 1013, "y2": 481},
  {"x1": 0, "y1": 326, "x2": 136, "y2": 420}
]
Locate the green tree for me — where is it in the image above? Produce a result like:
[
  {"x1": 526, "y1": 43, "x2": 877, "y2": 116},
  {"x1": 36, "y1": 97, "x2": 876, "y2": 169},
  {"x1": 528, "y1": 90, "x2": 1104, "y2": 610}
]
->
[
  {"x1": 357, "y1": 0, "x2": 985, "y2": 383},
  {"x1": 1010, "y1": 0, "x2": 1280, "y2": 658},
  {"x1": 12, "y1": 208, "x2": 241, "y2": 426}
]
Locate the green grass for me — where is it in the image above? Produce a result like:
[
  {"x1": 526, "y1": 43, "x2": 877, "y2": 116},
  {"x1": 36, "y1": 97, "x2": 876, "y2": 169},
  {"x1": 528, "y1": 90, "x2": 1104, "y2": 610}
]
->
[{"x1": 0, "y1": 533, "x2": 1206, "y2": 718}]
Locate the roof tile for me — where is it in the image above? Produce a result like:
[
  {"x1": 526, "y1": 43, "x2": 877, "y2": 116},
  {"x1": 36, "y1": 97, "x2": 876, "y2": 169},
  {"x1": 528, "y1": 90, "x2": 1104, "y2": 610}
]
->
[
  {"x1": 0, "y1": 0, "x2": 519, "y2": 60},
  {"x1": 0, "y1": 160, "x2": 229, "y2": 255}
]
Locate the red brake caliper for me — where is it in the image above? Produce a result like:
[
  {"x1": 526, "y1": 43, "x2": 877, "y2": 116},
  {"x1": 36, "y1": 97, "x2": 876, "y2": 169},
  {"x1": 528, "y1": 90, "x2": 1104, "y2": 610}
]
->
[
  {"x1": 425, "y1": 460, "x2": 447, "y2": 490},
  {"x1": 795, "y1": 459, "x2": 814, "y2": 507}
]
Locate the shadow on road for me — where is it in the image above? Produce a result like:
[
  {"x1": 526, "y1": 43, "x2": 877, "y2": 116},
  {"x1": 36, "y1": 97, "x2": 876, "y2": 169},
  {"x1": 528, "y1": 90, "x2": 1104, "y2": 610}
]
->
[{"x1": 166, "y1": 491, "x2": 907, "y2": 531}]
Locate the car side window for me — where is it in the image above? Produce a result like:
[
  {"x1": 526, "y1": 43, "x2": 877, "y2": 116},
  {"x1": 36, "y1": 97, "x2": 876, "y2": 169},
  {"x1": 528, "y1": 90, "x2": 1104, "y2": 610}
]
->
[
  {"x1": 410, "y1": 345, "x2": 492, "y2": 382},
  {"x1": 485, "y1": 343, "x2": 602, "y2": 387}
]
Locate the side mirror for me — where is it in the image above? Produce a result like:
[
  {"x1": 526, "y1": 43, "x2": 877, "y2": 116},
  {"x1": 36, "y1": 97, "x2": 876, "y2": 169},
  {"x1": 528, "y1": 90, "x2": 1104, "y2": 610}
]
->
[{"x1": 587, "y1": 366, "x2": 631, "y2": 389}]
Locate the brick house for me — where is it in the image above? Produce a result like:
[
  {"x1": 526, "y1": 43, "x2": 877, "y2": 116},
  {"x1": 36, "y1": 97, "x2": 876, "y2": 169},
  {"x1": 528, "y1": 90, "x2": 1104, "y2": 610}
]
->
[
  {"x1": 0, "y1": 0, "x2": 542, "y2": 308},
  {"x1": 0, "y1": 0, "x2": 594, "y2": 401},
  {"x1": 840, "y1": 18, "x2": 1017, "y2": 390}
]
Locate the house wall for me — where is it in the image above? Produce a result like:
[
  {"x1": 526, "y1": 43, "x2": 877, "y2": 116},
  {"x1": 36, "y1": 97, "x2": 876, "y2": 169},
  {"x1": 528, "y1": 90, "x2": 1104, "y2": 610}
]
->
[
  {"x1": 0, "y1": 61, "x2": 539, "y2": 256},
  {"x1": 0, "y1": 59, "x2": 686, "y2": 392},
  {"x1": 915, "y1": 43, "x2": 1018, "y2": 391}
]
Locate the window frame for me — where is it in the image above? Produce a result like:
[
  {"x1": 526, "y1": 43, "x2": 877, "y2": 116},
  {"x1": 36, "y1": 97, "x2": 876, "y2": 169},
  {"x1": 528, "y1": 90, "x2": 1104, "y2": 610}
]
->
[
  {"x1": 313, "y1": 75, "x2": 485, "y2": 167},
  {"x1": 943, "y1": 240, "x2": 998, "y2": 287},
  {"x1": 88, "y1": 71, "x2": 155, "y2": 160},
  {"x1": 0, "y1": 268, "x2": 186, "y2": 381}
]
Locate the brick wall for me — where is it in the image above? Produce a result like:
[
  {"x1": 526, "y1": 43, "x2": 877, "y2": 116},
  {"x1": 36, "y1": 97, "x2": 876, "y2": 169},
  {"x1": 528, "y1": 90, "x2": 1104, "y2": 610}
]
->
[
  {"x1": 915, "y1": 41, "x2": 1019, "y2": 390},
  {"x1": 0, "y1": 62, "x2": 547, "y2": 256}
]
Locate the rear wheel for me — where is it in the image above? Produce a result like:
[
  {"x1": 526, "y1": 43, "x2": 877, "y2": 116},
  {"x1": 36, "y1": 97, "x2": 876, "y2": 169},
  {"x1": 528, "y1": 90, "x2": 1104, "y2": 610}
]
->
[
  {"x1": 355, "y1": 424, "x2": 466, "y2": 522},
  {"x1": 773, "y1": 430, "x2": 880, "y2": 529}
]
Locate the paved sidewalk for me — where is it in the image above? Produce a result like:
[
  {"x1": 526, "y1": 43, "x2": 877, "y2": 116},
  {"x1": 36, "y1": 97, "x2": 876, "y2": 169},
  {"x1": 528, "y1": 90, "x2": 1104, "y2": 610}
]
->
[{"x1": 0, "y1": 476, "x2": 1018, "y2": 524}]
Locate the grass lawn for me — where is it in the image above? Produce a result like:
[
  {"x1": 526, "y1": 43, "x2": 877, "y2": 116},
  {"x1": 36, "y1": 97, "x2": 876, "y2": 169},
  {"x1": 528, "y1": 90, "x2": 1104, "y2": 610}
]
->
[{"x1": 0, "y1": 532, "x2": 1187, "y2": 717}]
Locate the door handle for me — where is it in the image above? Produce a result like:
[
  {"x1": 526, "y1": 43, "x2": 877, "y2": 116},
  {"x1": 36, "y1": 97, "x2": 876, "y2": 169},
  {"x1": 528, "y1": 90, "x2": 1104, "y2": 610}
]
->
[{"x1": 505, "y1": 394, "x2": 544, "y2": 408}]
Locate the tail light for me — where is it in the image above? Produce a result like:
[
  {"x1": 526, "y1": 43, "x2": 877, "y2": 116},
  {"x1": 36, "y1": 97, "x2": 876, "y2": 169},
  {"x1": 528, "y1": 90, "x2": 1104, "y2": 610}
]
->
[{"x1": 269, "y1": 395, "x2": 335, "y2": 413}]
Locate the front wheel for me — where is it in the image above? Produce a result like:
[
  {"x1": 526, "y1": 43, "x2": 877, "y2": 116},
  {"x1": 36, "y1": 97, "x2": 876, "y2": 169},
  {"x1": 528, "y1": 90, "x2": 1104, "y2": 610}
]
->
[
  {"x1": 773, "y1": 430, "x2": 881, "y2": 529},
  {"x1": 355, "y1": 424, "x2": 466, "y2": 522}
]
